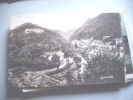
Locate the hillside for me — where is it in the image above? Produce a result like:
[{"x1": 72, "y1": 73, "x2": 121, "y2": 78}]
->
[
  {"x1": 8, "y1": 22, "x2": 75, "y2": 69},
  {"x1": 70, "y1": 13, "x2": 122, "y2": 41}
]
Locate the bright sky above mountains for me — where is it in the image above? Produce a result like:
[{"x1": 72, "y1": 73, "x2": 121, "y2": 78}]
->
[{"x1": 10, "y1": 12, "x2": 100, "y2": 31}]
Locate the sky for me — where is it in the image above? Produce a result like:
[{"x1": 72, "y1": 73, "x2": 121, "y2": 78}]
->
[{"x1": 10, "y1": 12, "x2": 101, "y2": 31}]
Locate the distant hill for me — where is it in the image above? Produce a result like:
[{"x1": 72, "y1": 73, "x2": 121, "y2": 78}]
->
[
  {"x1": 70, "y1": 13, "x2": 122, "y2": 41},
  {"x1": 49, "y1": 28, "x2": 77, "y2": 41}
]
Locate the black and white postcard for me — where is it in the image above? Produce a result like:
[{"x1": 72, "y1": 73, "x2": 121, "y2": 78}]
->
[{"x1": 8, "y1": 13, "x2": 126, "y2": 88}]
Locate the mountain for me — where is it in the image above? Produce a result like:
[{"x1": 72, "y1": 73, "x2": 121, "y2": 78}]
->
[
  {"x1": 8, "y1": 22, "x2": 75, "y2": 68},
  {"x1": 70, "y1": 13, "x2": 122, "y2": 41},
  {"x1": 49, "y1": 28, "x2": 77, "y2": 41}
]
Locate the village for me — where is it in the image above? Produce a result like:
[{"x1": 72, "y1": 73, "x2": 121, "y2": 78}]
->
[{"x1": 8, "y1": 37, "x2": 124, "y2": 87}]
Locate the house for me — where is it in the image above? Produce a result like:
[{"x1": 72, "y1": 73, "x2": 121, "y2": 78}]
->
[{"x1": 42, "y1": 50, "x2": 65, "y2": 69}]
